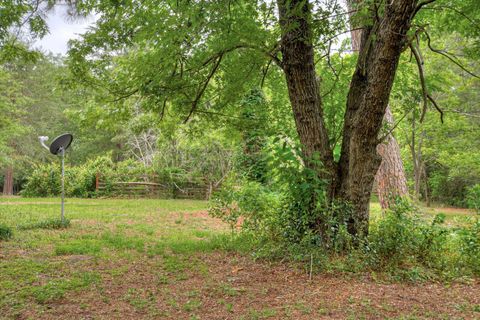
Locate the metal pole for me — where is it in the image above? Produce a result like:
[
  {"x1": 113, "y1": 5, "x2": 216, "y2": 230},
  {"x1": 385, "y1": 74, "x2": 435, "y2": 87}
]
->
[{"x1": 61, "y1": 147, "x2": 65, "y2": 223}]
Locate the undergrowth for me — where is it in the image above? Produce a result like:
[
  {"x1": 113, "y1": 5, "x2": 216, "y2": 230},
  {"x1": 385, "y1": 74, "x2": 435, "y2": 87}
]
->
[
  {"x1": 211, "y1": 183, "x2": 480, "y2": 281},
  {"x1": 209, "y1": 142, "x2": 480, "y2": 282}
]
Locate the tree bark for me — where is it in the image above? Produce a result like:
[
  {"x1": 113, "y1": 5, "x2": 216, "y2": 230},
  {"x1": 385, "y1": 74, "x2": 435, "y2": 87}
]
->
[
  {"x1": 334, "y1": 0, "x2": 418, "y2": 236},
  {"x1": 277, "y1": 0, "x2": 418, "y2": 238},
  {"x1": 375, "y1": 108, "x2": 409, "y2": 209},
  {"x1": 3, "y1": 166, "x2": 14, "y2": 195},
  {"x1": 277, "y1": 0, "x2": 335, "y2": 177},
  {"x1": 347, "y1": 0, "x2": 409, "y2": 211}
]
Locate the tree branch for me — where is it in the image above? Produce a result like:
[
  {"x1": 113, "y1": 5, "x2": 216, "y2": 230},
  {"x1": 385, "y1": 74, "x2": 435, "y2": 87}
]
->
[
  {"x1": 424, "y1": 31, "x2": 480, "y2": 79},
  {"x1": 414, "y1": 0, "x2": 437, "y2": 16},
  {"x1": 410, "y1": 43, "x2": 429, "y2": 123},
  {"x1": 427, "y1": 93, "x2": 444, "y2": 123},
  {"x1": 378, "y1": 107, "x2": 413, "y2": 143},
  {"x1": 410, "y1": 42, "x2": 444, "y2": 123},
  {"x1": 184, "y1": 54, "x2": 223, "y2": 123},
  {"x1": 260, "y1": 58, "x2": 273, "y2": 88}
]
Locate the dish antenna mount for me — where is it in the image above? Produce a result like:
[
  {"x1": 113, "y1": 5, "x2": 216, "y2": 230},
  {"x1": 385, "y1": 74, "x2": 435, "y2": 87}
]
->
[{"x1": 38, "y1": 133, "x2": 73, "y2": 223}]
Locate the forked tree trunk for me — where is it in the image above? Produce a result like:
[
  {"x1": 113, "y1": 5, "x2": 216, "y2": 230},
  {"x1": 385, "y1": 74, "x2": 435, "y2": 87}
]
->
[
  {"x1": 277, "y1": 0, "x2": 418, "y2": 238},
  {"x1": 347, "y1": 0, "x2": 408, "y2": 210},
  {"x1": 3, "y1": 166, "x2": 14, "y2": 195}
]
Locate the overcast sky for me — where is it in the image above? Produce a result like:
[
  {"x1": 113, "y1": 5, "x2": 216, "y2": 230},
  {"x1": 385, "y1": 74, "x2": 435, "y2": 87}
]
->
[{"x1": 34, "y1": 6, "x2": 96, "y2": 55}]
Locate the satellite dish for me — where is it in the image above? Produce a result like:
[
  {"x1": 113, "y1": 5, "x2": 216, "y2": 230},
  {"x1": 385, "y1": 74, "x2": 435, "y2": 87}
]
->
[
  {"x1": 49, "y1": 133, "x2": 73, "y2": 155},
  {"x1": 38, "y1": 133, "x2": 74, "y2": 224}
]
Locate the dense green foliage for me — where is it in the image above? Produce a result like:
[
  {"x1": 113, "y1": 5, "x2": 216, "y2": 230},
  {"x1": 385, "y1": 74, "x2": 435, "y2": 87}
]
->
[
  {"x1": 467, "y1": 184, "x2": 480, "y2": 212},
  {"x1": 211, "y1": 183, "x2": 480, "y2": 279},
  {"x1": 0, "y1": 0, "x2": 477, "y2": 209},
  {"x1": 21, "y1": 156, "x2": 113, "y2": 197}
]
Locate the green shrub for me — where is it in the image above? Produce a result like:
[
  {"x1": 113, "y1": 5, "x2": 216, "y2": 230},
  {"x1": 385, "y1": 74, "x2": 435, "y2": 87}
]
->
[
  {"x1": 0, "y1": 224, "x2": 13, "y2": 241},
  {"x1": 19, "y1": 218, "x2": 71, "y2": 230},
  {"x1": 467, "y1": 184, "x2": 480, "y2": 213},
  {"x1": 366, "y1": 201, "x2": 421, "y2": 269},
  {"x1": 365, "y1": 199, "x2": 451, "y2": 273},
  {"x1": 416, "y1": 214, "x2": 449, "y2": 268},
  {"x1": 21, "y1": 163, "x2": 61, "y2": 197},
  {"x1": 20, "y1": 155, "x2": 147, "y2": 198},
  {"x1": 20, "y1": 155, "x2": 211, "y2": 198},
  {"x1": 209, "y1": 176, "x2": 279, "y2": 234},
  {"x1": 428, "y1": 165, "x2": 480, "y2": 208},
  {"x1": 457, "y1": 218, "x2": 480, "y2": 275}
]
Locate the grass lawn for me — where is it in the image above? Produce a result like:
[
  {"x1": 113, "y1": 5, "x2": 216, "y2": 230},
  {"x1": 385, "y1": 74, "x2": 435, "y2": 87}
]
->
[{"x1": 1, "y1": 197, "x2": 479, "y2": 319}]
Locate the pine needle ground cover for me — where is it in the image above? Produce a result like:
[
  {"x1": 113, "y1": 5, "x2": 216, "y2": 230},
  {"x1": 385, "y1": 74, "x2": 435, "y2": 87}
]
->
[{"x1": 0, "y1": 198, "x2": 479, "y2": 319}]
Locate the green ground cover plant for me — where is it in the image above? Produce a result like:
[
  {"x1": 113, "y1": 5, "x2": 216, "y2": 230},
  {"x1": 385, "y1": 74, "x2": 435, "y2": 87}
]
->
[{"x1": 0, "y1": 223, "x2": 12, "y2": 241}]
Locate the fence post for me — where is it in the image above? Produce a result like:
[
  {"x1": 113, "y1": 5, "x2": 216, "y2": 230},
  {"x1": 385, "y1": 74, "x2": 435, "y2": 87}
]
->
[{"x1": 95, "y1": 172, "x2": 100, "y2": 192}]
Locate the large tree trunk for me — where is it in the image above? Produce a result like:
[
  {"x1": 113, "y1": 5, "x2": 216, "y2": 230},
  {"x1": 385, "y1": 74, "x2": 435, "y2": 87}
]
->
[
  {"x1": 347, "y1": 0, "x2": 409, "y2": 210},
  {"x1": 278, "y1": 0, "x2": 418, "y2": 238},
  {"x1": 277, "y1": 0, "x2": 335, "y2": 177},
  {"x1": 335, "y1": 0, "x2": 418, "y2": 236},
  {"x1": 3, "y1": 166, "x2": 14, "y2": 195},
  {"x1": 374, "y1": 108, "x2": 408, "y2": 208}
]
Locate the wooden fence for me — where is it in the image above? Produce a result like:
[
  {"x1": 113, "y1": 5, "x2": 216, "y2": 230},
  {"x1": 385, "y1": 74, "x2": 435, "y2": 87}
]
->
[{"x1": 95, "y1": 173, "x2": 213, "y2": 200}]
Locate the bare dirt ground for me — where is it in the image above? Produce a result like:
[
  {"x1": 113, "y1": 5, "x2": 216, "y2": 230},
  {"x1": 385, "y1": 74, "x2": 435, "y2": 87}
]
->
[{"x1": 20, "y1": 252, "x2": 480, "y2": 320}]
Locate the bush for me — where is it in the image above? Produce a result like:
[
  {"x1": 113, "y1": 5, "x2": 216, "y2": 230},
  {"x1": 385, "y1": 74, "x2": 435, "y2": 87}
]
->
[
  {"x1": 457, "y1": 218, "x2": 480, "y2": 275},
  {"x1": 209, "y1": 176, "x2": 279, "y2": 234},
  {"x1": 21, "y1": 160, "x2": 104, "y2": 198},
  {"x1": 366, "y1": 200, "x2": 421, "y2": 268},
  {"x1": 467, "y1": 184, "x2": 480, "y2": 213},
  {"x1": 0, "y1": 224, "x2": 13, "y2": 241},
  {"x1": 21, "y1": 163, "x2": 61, "y2": 197},
  {"x1": 428, "y1": 160, "x2": 480, "y2": 208},
  {"x1": 21, "y1": 156, "x2": 148, "y2": 198},
  {"x1": 365, "y1": 199, "x2": 450, "y2": 272}
]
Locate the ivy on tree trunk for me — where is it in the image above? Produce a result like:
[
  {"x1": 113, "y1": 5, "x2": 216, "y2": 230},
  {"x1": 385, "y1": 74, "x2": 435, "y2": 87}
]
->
[{"x1": 278, "y1": 0, "x2": 419, "y2": 237}]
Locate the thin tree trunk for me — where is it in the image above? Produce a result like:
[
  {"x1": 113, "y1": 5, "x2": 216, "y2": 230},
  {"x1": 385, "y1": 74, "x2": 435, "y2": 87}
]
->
[
  {"x1": 422, "y1": 163, "x2": 430, "y2": 206},
  {"x1": 410, "y1": 116, "x2": 421, "y2": 199},
  {"x1": 3, "y1": 166, "x2": 14, "y2": 195}
]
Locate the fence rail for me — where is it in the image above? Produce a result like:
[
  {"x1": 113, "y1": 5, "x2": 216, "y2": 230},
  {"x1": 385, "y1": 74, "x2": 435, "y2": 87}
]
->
[{"x1": 95, "y1": 173, "x2": 213, "y2": 200}]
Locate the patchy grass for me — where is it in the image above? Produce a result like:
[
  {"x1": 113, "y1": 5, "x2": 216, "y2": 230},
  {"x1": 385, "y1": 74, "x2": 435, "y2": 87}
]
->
[
  {"x1": 370, "y1": 201, "x2": 476, "y2": 226},
  {"x1": 0, "y1": 197, "x2": 479, "y2": 319}
]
